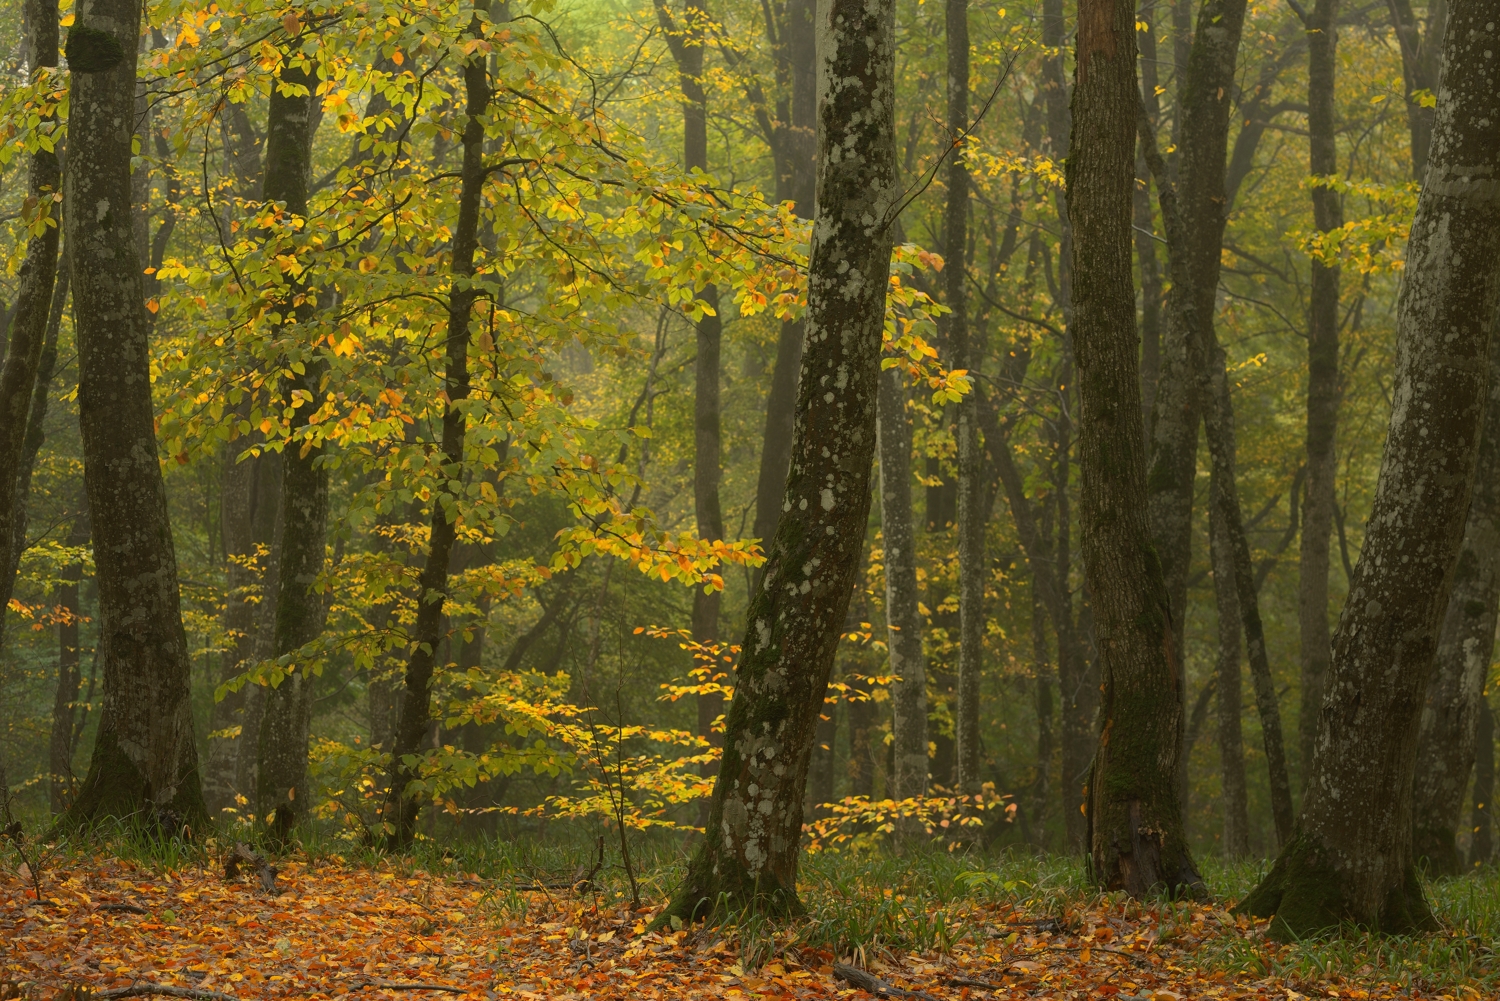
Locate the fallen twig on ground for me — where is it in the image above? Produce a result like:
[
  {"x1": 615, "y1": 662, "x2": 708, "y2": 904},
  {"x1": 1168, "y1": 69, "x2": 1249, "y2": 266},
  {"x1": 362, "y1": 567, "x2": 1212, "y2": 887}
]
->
[{"x1": 833, "y1": 962, "x2": 940, "y2": 1001}]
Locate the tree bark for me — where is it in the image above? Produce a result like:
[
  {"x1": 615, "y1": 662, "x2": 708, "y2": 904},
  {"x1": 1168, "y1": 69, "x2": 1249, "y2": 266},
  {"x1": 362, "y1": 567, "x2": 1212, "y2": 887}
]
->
[
  {"x1": 1410, "y1": 307, "x2": 1500, "y2": 875},
  {"x1": 656, "y1": 0, "x2": 896, "y2": 918},
  {"x1": 255, "y1": 57, "x2": 328, "y2": 839},
  {"x1": 61, "y1": 0, "x2": 205, "y2": 825},
  {"x1": 1069, "y1": 0, "x2": 1202, "y2": 898},
  {"x1": 1471, "y1": 698, "x2": 1494, "y2": 867},
  {"x1": 49, "y1": 500, "x2": 90, "y2": 815},
  {"x1": 1240, "y1": 0, "x2": 1500, "y2": 934},
  {"x1": 1028, "y1": 588, "x2": 1054, "y2": 845},
  {"x1": 1299, "y1": 0, "x2": 1343, "y2": 799},
  {"x1": 1143, "y1": 0, "x2": 1248, "y2": 659},
  {"x1": 1386, "y1": 0, "x2": 1446, "y2": 179},
  {"x1": 0, "y1": 0, "x2": 63, "y2": 656},
  {"x1": 1209, "y1": 484, "x2": 1250, "y2": 857},
  {"x1": 1134, "y1": 0, "x2": 1163, "y2": 421},
  {"x1": 948, "y1": 0, "x2": 984, "y2": 798},
  {"x1": 879, "y1": 366, "x2": 928, "y2": 802},
  {"x1": 382, "y1": 6, "x2": 489, "y2": 848}
]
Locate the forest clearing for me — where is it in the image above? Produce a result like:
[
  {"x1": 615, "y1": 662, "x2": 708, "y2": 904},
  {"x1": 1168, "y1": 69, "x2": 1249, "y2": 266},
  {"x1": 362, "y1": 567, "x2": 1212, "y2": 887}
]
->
[{"x1": 4, "y1": 0, "x2": 1500, "y2": 994}]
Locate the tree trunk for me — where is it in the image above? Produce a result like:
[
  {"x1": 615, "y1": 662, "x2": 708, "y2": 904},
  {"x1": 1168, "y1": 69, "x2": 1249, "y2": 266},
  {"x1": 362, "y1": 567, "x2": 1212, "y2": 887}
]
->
[
  {"x1": 0, "y1": 0, "x2": 63, "y2": 653},
  {"x1": 752, "y1": 0, "x2": 816, "y2": 576},
  {"x1": 205, "y1": 443, "x2": 279, "y2": 815},
  {"x1": 1069, "y1": 0, "x2": 1203, "y2": 898},
  {"x1": 879, "y1": 366, "x2": 928, "y2": 802},
  {"x1": 382, "y1": 7, "x2": 489, "y2": 848},
  {"x1": 62, "y1": 0, "x2": 205, "y2": 825},
  {"x1": 1387, "y1": 0, "x2": 1446, "y2": 179},
  {"x1": 1209, "y1": 489, "x2": 1250, "y2": 857},
  {"x1": 255, "y1": 58, "x2": 327, "y2": 840},
  {"x1": 656, "y1": 0, "x2": 896, "y2": 919},
  {"x1": 49, "y1": 501, "x2": 90, "y2": 815},
  {"x1": 1299, "y1": 0, "x2": 1342, "y2": 799},
  {"x1": 1471, "y1": 698, "x2": 1494, "y2": 867},
  {"x1": 1143, "y1": 0, "x2": 1248, "y2": 659},
  {"x1": 1240, "y1": 0, "x2": 1500, "y2": 934},
  {"x1": 1410, "y1": 310, "x2": 1500, "y2": 875},
  {"x1": 948, "y1": 0, "x2": 984, "y2": 797},
  {"x1": 1029, "y1": 589, "x2": 1054, "y2": 845},
  {"x1": 1134, "y1": 0, "x2": 1163, "y2": 421}
]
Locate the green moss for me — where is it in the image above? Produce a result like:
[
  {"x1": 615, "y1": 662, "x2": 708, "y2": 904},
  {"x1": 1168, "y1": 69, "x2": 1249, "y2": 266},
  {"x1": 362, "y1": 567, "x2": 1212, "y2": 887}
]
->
[{"x1": 65, "y1": 26, "x2": 125, "y2": 73}]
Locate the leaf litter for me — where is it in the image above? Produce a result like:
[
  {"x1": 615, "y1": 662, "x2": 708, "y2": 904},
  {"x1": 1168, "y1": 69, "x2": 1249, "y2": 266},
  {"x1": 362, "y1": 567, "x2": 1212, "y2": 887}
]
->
[{"x1": 0, "y1": 856, "x2": 1482, "y2": 1000}]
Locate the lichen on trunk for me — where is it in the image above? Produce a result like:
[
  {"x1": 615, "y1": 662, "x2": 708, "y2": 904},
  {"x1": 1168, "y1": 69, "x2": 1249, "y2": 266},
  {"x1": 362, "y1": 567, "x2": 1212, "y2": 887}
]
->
[{"x1": 656, "y1": 0, "x2": 898, "y2": 921}]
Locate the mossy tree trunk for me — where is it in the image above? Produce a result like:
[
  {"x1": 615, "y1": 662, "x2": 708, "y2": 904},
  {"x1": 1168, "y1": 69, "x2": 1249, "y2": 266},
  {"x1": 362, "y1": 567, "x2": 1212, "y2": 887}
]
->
[
  {"x1": 255, "y1": 56, "x2": 328, "y2": 840},
  {"x1": 1239, "y1": 0, "x2": 1500, "y2": 935},
  {"x1": 1411, "y1": 306, "x2": 1500, "y2": 875},
  {"x1": 1068, "y1": 0, "x2": 1203, "y2": 899},
  {"x1": 62, "y1": 0, "x2": 205, "y2": 826},
  {"x1": 657, "y1": 0, "x2": 897, "y2": 920},
  {"x1": 382, "y1": 4, "x2": 490, "y2": 848}
]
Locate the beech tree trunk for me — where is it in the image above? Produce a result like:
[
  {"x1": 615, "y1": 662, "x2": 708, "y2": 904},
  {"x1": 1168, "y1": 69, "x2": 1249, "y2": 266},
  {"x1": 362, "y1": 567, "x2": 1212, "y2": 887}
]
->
[
  {"x1": 255, "y1": 58, "x2": 327, "y2": 839},
  {"x1": 383, "y1": 7, "x2": 489, "y2": 847},
  {"x1": 1069, "y1": 0, "x2": 1203, "y2": 898},
  {"x1": 1410, "y1": 309, "x2": 1500, "y2": 874},
  {"x1": 1387, "y1": 0, "x2": 1446, "y2": 179},
  {"x1": 0, "y1": 0, "x2": 63, "y2": 658},
  {"x1": 878, "y1": 366, "x2": 928, "y2": 802},
  {"x1": 657, "y1": 0, "x2": 896, "y2": 919},
  {"x1": 62, "y1": 0, "x2": 205, "y2": 825},
  {"x1": 1471, "y1": 699, "x2": 1495, "y2": 867},
  {"x1": 1209, "y1": 482, "x2": 1250, "y2": 857},
  {"x1": 1134, "y1": 0, "x2": 1163, "y2": 421},
  {"x1": 1299, "y1": 0, "x2": 1342, "y2": 796},
  {"x1": 1240, "y1": 0, "x2": 1500, "y2": 934}
]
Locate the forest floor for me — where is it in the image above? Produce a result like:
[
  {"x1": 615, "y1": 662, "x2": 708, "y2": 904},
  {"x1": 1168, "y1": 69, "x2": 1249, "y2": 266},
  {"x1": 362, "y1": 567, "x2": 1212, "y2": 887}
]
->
[{"x1": 1, "y1": 835, "x2": 1496, "y2": 1001}]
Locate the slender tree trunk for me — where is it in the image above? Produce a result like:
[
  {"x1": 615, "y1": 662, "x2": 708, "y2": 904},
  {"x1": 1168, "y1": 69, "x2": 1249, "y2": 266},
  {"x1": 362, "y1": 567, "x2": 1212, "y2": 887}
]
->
[
  {"x1": 657, "y1": 0, "x2": 896, "y2": 919},
  {"x1": 1029, "y1": 589, "x2": 1054, "y2": 845},
  {"x1": 62, "y1": 0, "x2": 205, "y2": 825},
  {"x1": 383, "y1": 7, "x2": 489, "y2": 848},
  {"x1": 1299, "y1": 0, "x2": 1342, "y2": 798},
  {"x1": 752, "y1": 0, "x2": 816, "y2": 575},
  {"x1": 1387, "y1": 0, "x2": 1446, "y2": 179},
  {"x1": 49, "y1": 502, "x2": 89, "y2": 815},
  {"x1": 255, "y1": 58, "x2": 328, "y2": 840},
  {"x1": 1144, "y1": 0, "x2": 1248, "y2": 660},
  {"x1": 1135, "y1": 0, "x2": 1163, "y2": 421},
  {"x1": 879, "y1": 367, "x2": 928, "y2": 802},
  {"x1": 1471, "y1": 699, "x2": 1495, "y2": 867},
  {"x1": 1209, "y1": 489, "x2": 1250, "y2": 857},
  {"x1": 205, "y1": 443, "x2": 279, "y2": 815},
  {"x1": 1240, "y1": 0, "x2": 1500, "y2": 933},
  {"x1": 1070, "y1": 0, "x2": 1203, "y2": 897},
  {"x1": 948, "y1": 0, "x2": 984, "y2": 797},
  {"x1": 0, "y1": 0, "x2": 63, "y2": 651},
  {"x1": 1411, "y1": 310, "x2": 1500, "y2": 874}
]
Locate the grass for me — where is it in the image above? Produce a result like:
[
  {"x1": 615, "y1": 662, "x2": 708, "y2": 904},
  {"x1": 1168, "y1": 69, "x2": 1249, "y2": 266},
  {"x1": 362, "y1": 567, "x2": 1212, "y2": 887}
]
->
[{"x1": 8, "y1": 819, "x2": 1499, "y2": 992}]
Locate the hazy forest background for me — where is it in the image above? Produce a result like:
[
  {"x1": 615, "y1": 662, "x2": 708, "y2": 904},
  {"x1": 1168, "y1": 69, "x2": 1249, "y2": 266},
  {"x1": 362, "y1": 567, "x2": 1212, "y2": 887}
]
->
[{"x1": 0, "y1": 0, "x2": 1491, "y2": 919}]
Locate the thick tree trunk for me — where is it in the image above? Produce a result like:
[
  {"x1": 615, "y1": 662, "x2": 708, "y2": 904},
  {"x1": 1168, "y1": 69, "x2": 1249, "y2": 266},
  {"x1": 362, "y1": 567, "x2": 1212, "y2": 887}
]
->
[
  {"x1": 1471, "y1": 699, "x2": 1494, "y2": 867},
  {"x1": 1143, "y1": 0, "x2": 1248, "y2": 658},
  {"x1": 383, "y1": 9, "x2": 489, "y2": 848},
  {"x1": 878, "y1": 367, "x2": 928, "y2": 802},
  {"x1": 1240, "y1": 0, "x2": 1500, "y2": 934},
  {"x1": 0, "y1": 0, "x2": 63, "y2": 652},
  {"x1": 657, "y1": 0, "x2": 896, "y2": 919},
  {"x1": 1410, "y1": 314, "x2": 1500, "y2": 874},
  {"x1": 1209, "y1": 486, "x2": 1250, "y2": 857},
  {"x1": 1069, "y1": 0, "x2": 1203, "y2": 898},
  {"x1": 62, "y1": 0, "x2": 205, "y2": 825},
  {"x1": 1299, "y1": 0, "x2": 1342, "y2": 798},
  {"x1": 254, "y1": 58, "x2": 328, "y2": 839},
  {"x1": 49, "y1": 502, "x2": 89, "y2": 815}
]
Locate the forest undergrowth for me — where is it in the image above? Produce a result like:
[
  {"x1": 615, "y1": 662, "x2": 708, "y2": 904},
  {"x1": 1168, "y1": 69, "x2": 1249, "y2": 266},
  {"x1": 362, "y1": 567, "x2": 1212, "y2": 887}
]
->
[{"x1": 2, "y1": 828, "x2": 1496, "y2": 1001}]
